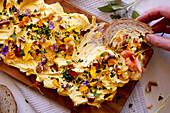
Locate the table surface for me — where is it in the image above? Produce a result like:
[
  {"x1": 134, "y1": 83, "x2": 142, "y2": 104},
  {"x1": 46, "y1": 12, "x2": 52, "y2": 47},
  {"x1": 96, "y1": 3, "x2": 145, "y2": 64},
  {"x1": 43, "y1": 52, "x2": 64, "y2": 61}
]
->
[{"x1": 0, "y1": 0, "x2": 170, "y2": 113}]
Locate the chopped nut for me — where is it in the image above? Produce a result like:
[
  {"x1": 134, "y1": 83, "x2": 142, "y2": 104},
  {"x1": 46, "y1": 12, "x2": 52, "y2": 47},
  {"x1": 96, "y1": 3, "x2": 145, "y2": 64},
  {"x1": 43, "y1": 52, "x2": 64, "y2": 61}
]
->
[
  {"x1": 40, "y1": 36, "x2": 46, "y2": 43},
  {"x1": 18, "y1": 37, "x2": 26, "y2": 43},
  {"x1": 57, "y1": 16, "x2": 62, "y2": 22},
  {"x1": 0, "y1": 20, "x2": 10, "y2": 26},
  {"x1": 59, "y1": 24, "x2": 66, "y2": 29},
  {"x1": 23, "y1": 9, "x2": 32, "y2": 15}
]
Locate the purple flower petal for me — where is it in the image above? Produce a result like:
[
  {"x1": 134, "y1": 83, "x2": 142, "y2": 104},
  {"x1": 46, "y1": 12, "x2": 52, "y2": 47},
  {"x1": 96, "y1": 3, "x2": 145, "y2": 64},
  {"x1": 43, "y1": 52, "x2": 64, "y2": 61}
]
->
[
  {"x1": 108, "y1": 53, "x2": 116, "y2": 59},
  {"x1": 81, "y1": 80, "x2": 90, "y2": 86},
  {"x1": 1, "y1": 45, "x2": 9, "y2": 56},
  {"x1": 24, "y1": 14, "x2": 30, "y2": 18},
  {"x1": 61, "y1": 85, "x2": 66, "y2": 89},
  {"x1": 49, "y1": 21, "x2": 54, "y2": 30}
]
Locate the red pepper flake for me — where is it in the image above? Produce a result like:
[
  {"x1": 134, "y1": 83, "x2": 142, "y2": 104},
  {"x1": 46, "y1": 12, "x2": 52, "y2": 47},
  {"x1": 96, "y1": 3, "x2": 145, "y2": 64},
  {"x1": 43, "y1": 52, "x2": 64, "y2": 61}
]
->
[
  {"x1": 59, "y1": 44, "x2": 66, "y2": 51},
  {"x1": 69, "y1": 69, "x2": 78, "y2": 77},
  {"x1": 147, "y1": 104, "x2": 152, "y2": 109}
]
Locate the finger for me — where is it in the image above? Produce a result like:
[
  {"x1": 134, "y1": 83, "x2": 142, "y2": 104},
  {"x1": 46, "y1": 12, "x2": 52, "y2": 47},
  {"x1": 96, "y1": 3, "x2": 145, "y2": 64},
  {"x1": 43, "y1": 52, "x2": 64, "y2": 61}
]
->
[
  {"x1": 152, "y1": 18, "x2": 170, "y2": 33},
  {"x1": 145, "y1": 34, "x2": 170, "y2": 51},
  {"x1": 136, "y1": 5, "x2": 170, "y2": 23}
]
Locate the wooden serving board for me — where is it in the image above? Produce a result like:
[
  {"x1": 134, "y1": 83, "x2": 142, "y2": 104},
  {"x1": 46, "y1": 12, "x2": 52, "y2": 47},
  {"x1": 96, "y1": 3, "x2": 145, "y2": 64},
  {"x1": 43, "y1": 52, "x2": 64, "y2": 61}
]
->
[{"x1": 0, "y1": 0, "x2": 153, "y2": 113}]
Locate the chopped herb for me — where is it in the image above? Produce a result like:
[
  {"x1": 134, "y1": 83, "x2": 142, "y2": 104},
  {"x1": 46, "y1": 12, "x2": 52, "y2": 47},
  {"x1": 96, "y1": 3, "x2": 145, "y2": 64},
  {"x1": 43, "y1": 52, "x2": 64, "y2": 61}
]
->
[
  {"x1": 0, "y1": 44, "x2": 3, "y2": 48},
  {"x1": 116, "y1": 96, "x2": 121, "y2": 102},
  {"x1": 100, "y1": 53, "x2": 105, "y2": 57},
  {"x1": 84, "y1": 70, "x2": 88, "y2": 74},
  {"x1": 110, "y1": 72, "x2": 115, "y2": 78},
  {"x1": 83, "y1": 43, "x2": 87, "y2": 47},
  {"x1": 129, "y1": 103, "x2": 133, "y2": 108},
  {"x1": 158, "y1": 96, "x2": 163, "y2": 101},
  {"x1": 11, "y1": 34, "x2": 16, "y2": 39},
  {"x1": 25, "y1": 99, "x2": 29, "y2": 103},
  {"x1": 90, "y1": 89, "x2": 93, "y2": 93},
  {"x1": 93, "y1": 90, "x2": 100, "y2": 97},
  {"x1": 96, "y1": 70, "x2": 101, "y2": 73},
  {"x1": 110, "y1": 14, "x2": 121, "y2": 19},
  {"x1": 78, "y1": 59, "x2": 83, "y2": 62},
  {"x1": 76, "y1": 89, "x2": 79, "y2": 91},
  {"x1": 68, "y1": 85, "x2": 72, "y2": 89},
  {"x1": 118, "y1": 62, "x2": 122, "y2": 65},
  {"x1": 77, "y1": 52, "x2": 80, "y2": 55},
  {"x1": 65, "y1": 11, "x2": 70, "y2": 14}
]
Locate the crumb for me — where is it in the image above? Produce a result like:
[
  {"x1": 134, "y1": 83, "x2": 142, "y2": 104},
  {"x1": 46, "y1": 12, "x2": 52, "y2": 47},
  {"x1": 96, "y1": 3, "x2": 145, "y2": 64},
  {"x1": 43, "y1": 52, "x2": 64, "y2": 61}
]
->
[
  {"x1": 25, "y1": 99, "x2": 29, "y2": 103},
  {"x1": 145, "y1": 81, "x2": 158, "y2": 93},
  {"x1": 158, "y1": 96, "x2": 163, "y2": 101},
  {"x1": 128, "y1": 103, "x2": 133, "y2": 108}
]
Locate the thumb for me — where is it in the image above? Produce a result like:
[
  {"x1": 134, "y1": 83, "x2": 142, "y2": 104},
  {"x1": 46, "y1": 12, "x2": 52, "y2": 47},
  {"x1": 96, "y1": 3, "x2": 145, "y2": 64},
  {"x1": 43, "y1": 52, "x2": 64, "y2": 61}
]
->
[{"x1": 145, "y1": 34, "x2": 170, "y2": 51}]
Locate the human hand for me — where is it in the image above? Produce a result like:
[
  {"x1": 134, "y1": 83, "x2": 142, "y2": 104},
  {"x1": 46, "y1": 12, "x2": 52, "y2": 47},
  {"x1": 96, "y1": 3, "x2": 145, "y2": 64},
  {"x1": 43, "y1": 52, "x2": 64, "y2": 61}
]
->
[{"x1": 137, "y1": 5, "x2": 170, "y2": 51}]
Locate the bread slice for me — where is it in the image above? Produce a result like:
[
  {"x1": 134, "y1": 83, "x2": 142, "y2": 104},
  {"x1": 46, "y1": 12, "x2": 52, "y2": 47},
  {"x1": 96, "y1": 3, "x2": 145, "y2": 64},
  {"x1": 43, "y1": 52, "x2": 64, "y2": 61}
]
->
[
  {"x1": 105, "y1": 18, "x2": 153, "y2": 45},
  {"x1": 0, "y1": 84, "x2": 17, "y2": 113}
]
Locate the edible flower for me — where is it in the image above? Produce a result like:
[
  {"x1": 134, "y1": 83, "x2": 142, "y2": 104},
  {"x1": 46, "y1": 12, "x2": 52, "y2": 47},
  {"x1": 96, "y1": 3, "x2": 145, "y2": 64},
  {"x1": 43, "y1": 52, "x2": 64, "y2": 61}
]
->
[
  {"x1": 108, "y1": 53, "x2": 116, "y2": 59},
  {"x1": 66, "y1": 54, "x2": 73, "y2": 60},
  {"x1": 69, "y1": 69, "x2": 78, "y2": 77},
  {"x1": 6, "y1": 50, "x2": 15, "y2": 59},
  {"x1": 23, "y1": 14, "x2": 30, "y2": 18},
  {"x1": 52, "y1": 79, "x2": 60, "y2": 88},
  {"x1": 126, "y1": 42, "x2": 131, "y2": 51},
  {"x1": 64, "y1": 37, "x2": 72, "y2": 43},
  {"x1": 8, "y1": 37, "x2": 15, "y2": 42},
  {"x1": 38, "y1": 19, "x2": 43, "y2": 27},
  {"x1": 135, "y1": 41, "x2": 141, "y2": 47},
  {"x1": 95, "y1": 32, "x2": 102, "y2": 38},
  {"x1": 90, "y1": 65, "x2": 97, "y2": 79},
  {"x1": 49, "y1": 21, "x2": 54, "y2": 30},
  {"x1": 1, "y1": 45, "x2": 9, "y2": 56},
  {"x1": 116, "y1": 36, "x2": 121, "y2": 42},
  {"x1": 66, "y1": 26, "x2": 77, "y2": 32},
  {"x1": 23, "y1": 43, "x2": 32, "y2": 61},
  {"x1": 10, "y1": 2, "x2": 13, "y2": 10},
  {"x1": 90, "y1": 81, "x2": 97, "y2": 86},
  {"x1": 32, "y1": 51, "x2": 37, "y2": 60},
  {"x1": 61, "y1": 85, "x2": 66, "y2": 89},
  {"x1": 81, "y1": 80, "x2": 90, "y2": 86},
  {"x1": 22, "y1": 16, "x2": 29, "y2": 23},
  {"x1": 18, "y1": 21, "x2": 25, "y2": 27},
  {"x1": 45, "y1": 41, "x2": 51, "y2": 49},
  {"x1": 80, "y1": 85, "x2": 88, "y2": 92},
  {"x1": 105, "y1": 92, "x2": 116, "y2": 101},
  {"x1": 105, "y1": 64, "x2": 109, "y2": 71},
  {"x1": 32, "y1": 27, "x2": 39, "y2": 31},
  {"x1": 74, "y1": 29, "x2": 80, "y2": 33},
  {"x1": 108, "y1": 59, "x2": 115, "y2": 66},
  {"x1": 48, "y1": 14, "x2": 54, "y2": 20},
  {"x1": 56, "y1": 38, "x2": 63, "y2": 45}
]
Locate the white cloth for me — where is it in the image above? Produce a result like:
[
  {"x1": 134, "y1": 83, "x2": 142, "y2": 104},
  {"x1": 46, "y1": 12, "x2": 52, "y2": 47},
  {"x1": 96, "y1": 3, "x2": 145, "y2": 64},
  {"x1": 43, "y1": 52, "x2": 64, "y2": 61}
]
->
[{"x1": 14, "y1": 0, "x2": 148, "y2": 113}]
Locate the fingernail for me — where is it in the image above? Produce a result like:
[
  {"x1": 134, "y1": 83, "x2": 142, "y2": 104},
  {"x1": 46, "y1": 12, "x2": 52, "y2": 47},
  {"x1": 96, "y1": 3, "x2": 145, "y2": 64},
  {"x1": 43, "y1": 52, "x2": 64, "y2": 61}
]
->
[{"x1": 145, "y1": 34, "x2": 150, "y2": 41}]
